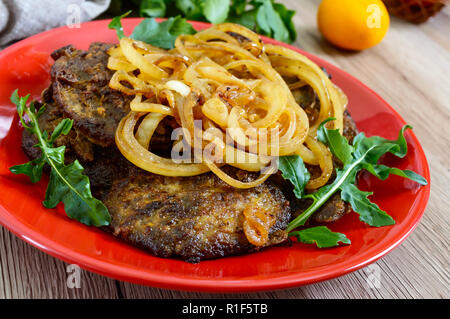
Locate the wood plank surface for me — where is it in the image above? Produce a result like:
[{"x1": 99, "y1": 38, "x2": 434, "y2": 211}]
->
[{"x1": 0, "y1": 0, "x2": 449, "y2": 299}]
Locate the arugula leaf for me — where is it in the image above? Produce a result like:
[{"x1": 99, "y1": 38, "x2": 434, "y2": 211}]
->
[
  {"x1": 9, "y1": 90, "x2": 111, "y2": 227},
  {"x1": 278, "y1": 155, "x2": 310, "y2": 199},
  {"x1": 203, "y1": 0, "x2": 230, "y2": 24},
  {"x1": 285, "y1": 118, "x2": 427, "y2": 232},
  {"x1": 108, "y1": 10, "x2": 132, "y2": 39},
  {"x1": 286, "y1": 153, "x2": 370, "y2": 231},
  {"x1": 362, "y1": 163, "x2": 427, "y2": 185},
  {"x1": 317, "y1": 118, "x2": 353, "y2": 165},
  {"x1": 49, "y1": 118, "x2": 73, "y2": 144},
  {"x1": 290, "y1": 226, "x2": 351, "y2": 248},
  {"x1": 353, "y1": 126, "x2": 411, "y2": 164},
  {"x1": 130, "y1": 16, "x2": 196, "y2": 49},
  {"x1": 140, "y1": 0, "x2": 167, "y2": 17},
  {"x1": 43, "y1": 161, "x2": 111, "y2": 226},
  {"x1": 10, "y1": 158, "x2": 45, "y2": 183},
  {"x1": 340, "y1": 183, "x2": 395, "y2": 226}
]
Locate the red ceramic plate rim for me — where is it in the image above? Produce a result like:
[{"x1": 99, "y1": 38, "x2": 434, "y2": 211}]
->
[{"x1": 0, "y1": 19, "x2": 430, "y2": 292}]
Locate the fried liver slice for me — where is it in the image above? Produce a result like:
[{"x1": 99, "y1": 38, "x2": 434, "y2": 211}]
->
[
  {"x1": 102, "y1": 169, "x2": 290, "y2": 263},
  {"x1": 50, "y1": 42, "x2": 131, "y2": 147}
]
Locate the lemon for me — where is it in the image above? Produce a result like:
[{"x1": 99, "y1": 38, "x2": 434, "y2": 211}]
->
[{"x1": 317, "y1": 0, "x2": 390, "y2": 50}]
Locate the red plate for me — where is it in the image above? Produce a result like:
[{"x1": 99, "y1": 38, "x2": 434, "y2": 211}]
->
[{"x1": 0, "y1": 19, "x2": 430, "y2": 292}]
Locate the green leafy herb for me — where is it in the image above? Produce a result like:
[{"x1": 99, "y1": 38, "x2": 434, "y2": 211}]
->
[
  {"x1": 203, "y1": 0, "x2": 230, "y2": 24},
  {"x1": 255, "y1": 0, "x2": 290, "y2": 43},
  {"x1": 316, "y1": 120, "x2": 353, "y2": 165},
  {"x1": 108, "y1": 10, "x2": 132, "y2": 39},
  {"x1": 290, "y1": 226, "x2": 351, "y2": 248},
  {"x1": 106, "y1": 0, "x2": 297, "y2": 43},
  {"x1": 285, "y1": 118, "x2": 427, "y2": 233},
  {"x1": 272, "y1": 2, "x2": 296, "y2": 44},
  {"x1": 131, "y1": 16, "x2": 196, "y2": 49},
  {"x1": 231, "y1": 0, "x2": 247, "y2": 16},
  {"x1": 278, "y1": 155, "x2": 310, "y2": 199},
  {"x1": 340, "y1": 183, "x2": 395, "y2": 227},
  {"x1": 109, "y1": 15, "x2": 196, "y2": 49},
  {"x1": 9, "y1": 90, "x2": 111, "y2": 227},
  {"x1": 140, "y1": 0, "x2": 167, "y2": 17},
  {"x1": 227, "y1": 8, "x2": 258, "y2": 30},
  {"x1": 175, "y1": 0, "x2": 204, "y2": 20}
]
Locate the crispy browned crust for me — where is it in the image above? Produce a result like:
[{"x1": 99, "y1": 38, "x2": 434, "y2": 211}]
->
[
  {"x1": 102, "y1": 168, "x2": 290, "y2": 263},
  {"x1": 50, "y1": 42, "x2": 131, "y2": 147}
]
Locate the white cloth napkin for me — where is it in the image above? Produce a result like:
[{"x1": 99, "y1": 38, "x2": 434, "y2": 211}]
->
[{"x1": 0, "y1": 0, "x2": 111, "y2": 46}]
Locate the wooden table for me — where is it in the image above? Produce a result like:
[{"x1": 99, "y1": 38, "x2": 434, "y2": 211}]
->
[{"x1": 0, "y1": 0, "x2": 448, "y2": 299}]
